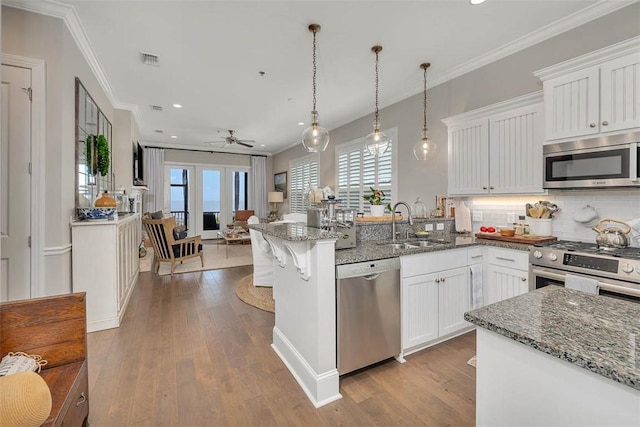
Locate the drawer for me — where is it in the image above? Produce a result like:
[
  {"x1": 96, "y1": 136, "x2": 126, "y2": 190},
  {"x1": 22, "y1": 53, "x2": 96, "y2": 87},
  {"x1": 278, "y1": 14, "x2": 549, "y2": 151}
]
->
[
  {"x1": 402, "y1": 248, "x2": 468, "y2": 277},
  {"x1": 60, "y1": 362, "x2": 89, "y2": 427},
  {"x1": 467, "y1": 247, "x2": 484, "y2": 264},
  {"x1": 486, "y1": 247, "x2": 529, "y2": 270}
]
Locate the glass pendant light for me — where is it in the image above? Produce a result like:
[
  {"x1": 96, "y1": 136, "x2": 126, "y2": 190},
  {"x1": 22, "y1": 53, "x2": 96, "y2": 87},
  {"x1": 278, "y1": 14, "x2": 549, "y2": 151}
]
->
[
  {"x1": 413, "y1": 62, "x2": 437, "y2": 162},
  {"x1": 365, "y1": 45, "x2": 391, "y2": 157},
  {"x1": 302, "y1": 23, "x2": 330, "y2": 152}
]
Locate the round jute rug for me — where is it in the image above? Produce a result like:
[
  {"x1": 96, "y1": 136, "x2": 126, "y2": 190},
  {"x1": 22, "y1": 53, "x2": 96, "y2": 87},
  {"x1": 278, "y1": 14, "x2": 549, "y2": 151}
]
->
[{"x1": 235, "y1": 274, "x2": 275, "y2": 313}]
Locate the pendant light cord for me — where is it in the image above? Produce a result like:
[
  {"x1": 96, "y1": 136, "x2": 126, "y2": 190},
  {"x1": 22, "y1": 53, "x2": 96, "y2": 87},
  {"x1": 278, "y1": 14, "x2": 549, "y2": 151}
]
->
[
  {"x1": 374, "y1": 49, "x2": 380, "y2": 125},
  {"x1": 312, "y1": 29, "x2": 317, "y2": 112},
  {"x1": 423, "y1": 66, "x2": 427, "y2": 130}
]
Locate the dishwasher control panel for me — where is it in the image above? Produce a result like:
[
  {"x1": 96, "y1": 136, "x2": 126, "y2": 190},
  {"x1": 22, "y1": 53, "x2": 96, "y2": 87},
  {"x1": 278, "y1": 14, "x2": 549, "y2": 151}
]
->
[{"x1": 336, "y1": 258, "x2": 401, "y2": 279}]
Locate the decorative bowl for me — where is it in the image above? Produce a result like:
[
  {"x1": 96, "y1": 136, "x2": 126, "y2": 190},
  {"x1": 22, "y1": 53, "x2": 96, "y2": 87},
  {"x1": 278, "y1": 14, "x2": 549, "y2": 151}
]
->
[
  {"x1": 499, "y1": 228, "x2": 515, "y2": 237},
  {"x1": 78, "y1": 207, "x2": 117, "y2": 220},
  {"x1": 414, "y1": 230, "x2": 430, "y2": 237}
]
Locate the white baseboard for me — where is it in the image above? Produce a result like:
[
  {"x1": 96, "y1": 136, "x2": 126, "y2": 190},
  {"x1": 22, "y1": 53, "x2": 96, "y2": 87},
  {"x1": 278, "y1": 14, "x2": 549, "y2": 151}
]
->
[
  {"x1": 271, "y1": 326, "x2": 342, "y2": 408},
  {"x1": 86, "y1": 317, "x2": 119, "y2": 333},
  {"x1": 403, "y1": 325, "x2": 475, "y2": 357}
]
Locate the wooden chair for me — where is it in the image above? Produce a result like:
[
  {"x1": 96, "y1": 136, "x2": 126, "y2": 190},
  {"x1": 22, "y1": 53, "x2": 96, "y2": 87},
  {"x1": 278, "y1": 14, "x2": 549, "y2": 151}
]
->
[
  {"x1": 142, "y1": 215, "x2": 204, "y2": 275},
  {"x1": 234, "y1": 210, "x2": 255, "y2": 230}
]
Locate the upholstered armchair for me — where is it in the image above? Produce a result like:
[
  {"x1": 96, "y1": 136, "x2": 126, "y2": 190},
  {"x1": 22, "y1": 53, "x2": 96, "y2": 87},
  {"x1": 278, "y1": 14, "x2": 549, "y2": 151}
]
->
[{"x1": 247, "y1": 215, "x2": 273, "y2": 287}]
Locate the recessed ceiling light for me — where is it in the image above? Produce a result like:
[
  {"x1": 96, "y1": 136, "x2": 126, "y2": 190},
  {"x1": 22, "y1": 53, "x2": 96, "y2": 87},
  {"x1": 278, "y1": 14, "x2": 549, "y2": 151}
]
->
[
  {"x1": 171, "y1": 135, "x2": 177, "y2": 139},
  {"x1": 298, "y1": 122, "x2": 305, "y2": 126},
  {"x1": 470, "y1": 0, "x2": 486, "y2": 4},
  {"x1": 172, "y1": 104, "x2": 182, "y2": 109},
  {"x1": 260, "y1": 144, "x2": 266, "y2": 147}
]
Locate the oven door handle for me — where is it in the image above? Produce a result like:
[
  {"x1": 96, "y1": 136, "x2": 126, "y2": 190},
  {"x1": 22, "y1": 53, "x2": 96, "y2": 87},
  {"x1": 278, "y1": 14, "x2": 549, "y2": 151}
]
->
[
  {"x1": 599, "y1": 282, "x2": 640, "y2": 298},
  {"x1": 530, "y1": 268, "x2": 566, "y2": 281}
]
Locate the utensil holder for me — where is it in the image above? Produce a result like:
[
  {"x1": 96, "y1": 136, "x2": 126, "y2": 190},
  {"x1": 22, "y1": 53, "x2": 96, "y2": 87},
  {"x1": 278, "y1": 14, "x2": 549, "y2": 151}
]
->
[{"x1": 529, "y1": 218, "x2": 552, "y2": 236}]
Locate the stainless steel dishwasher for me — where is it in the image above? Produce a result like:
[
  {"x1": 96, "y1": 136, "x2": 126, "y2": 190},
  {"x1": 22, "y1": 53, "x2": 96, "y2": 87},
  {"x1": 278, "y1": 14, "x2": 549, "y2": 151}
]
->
[{"x1": 336, "y1": 257, "x2": 401, "y2": 375}]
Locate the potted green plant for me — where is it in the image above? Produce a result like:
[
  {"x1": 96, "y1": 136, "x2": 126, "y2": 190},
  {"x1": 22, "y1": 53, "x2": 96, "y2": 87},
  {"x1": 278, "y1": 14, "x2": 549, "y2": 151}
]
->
[{"x1": 362, "y1": 187, "x2": 391, "y2": 216}]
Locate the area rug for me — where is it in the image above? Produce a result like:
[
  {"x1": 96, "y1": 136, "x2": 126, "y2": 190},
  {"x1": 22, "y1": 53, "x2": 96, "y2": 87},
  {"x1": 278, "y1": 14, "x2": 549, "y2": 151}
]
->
[
  {"x1": 235, "y1": 274, "x2": 274, "y2": 313},
  {"x1": 467, "y1": 355, "x2": 477, "y2": 368},
  {"x1": 140, "y1": 243, "x2": 253, "y2": 276}
]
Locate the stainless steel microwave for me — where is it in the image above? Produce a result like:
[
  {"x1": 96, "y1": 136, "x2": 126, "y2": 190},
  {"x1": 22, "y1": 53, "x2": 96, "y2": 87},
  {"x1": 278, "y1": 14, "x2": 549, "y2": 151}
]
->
[{"x1": 543, "y1": 132, "x2": 640, "y2": 189}]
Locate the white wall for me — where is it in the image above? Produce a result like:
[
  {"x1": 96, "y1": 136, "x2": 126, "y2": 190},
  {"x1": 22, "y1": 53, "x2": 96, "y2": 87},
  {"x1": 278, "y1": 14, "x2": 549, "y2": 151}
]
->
[{"x1": 272, "y1": 3, "x2": 640, "y2": 215}]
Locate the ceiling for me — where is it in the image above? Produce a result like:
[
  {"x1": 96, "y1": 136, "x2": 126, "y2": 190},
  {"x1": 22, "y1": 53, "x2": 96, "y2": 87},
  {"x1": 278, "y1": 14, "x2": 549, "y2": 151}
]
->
[{"x1": 21, "y1": 0, "x2": 628, "y2": 155}]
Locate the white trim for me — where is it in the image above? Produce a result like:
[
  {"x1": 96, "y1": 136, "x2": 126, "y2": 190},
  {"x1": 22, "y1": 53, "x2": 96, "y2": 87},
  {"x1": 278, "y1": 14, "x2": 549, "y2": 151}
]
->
[
  {"x1": 43, "y1": 244, "x2": 72, "y2": 257},
  {"x1": 1, "y1": 54, "x2": 46, "y2": 298},
  {"x1": 442, "y1": 91, "x2": 543, "y2": 127},
  {"x1": 271, "y1": 327, "x2": 342, "y2": 408},
  {"x1": 3, "y1": 0, "x2": 142, "y2": 130},
  {"x1": 534, "y1": 35, "x2": 640, "y2": 80}
]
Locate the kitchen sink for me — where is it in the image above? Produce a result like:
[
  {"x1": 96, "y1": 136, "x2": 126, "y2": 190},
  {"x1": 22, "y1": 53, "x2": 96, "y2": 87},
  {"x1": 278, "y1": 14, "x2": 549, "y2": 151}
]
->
[{"x1": 380, "y1": 242, "x2": 416, "y2": 250}]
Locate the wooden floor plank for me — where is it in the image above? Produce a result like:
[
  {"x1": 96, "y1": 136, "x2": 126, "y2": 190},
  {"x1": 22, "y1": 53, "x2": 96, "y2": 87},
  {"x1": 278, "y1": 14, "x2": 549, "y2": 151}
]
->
[{"x1": 87, "y1": 266, "x2": 477, "y2": 426}]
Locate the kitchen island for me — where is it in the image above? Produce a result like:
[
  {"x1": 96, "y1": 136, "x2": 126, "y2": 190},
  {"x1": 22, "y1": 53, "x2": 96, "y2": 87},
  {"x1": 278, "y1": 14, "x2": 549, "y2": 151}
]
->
[{"x1": 465, "y1": 286, "x2": 640, "y2": 427}]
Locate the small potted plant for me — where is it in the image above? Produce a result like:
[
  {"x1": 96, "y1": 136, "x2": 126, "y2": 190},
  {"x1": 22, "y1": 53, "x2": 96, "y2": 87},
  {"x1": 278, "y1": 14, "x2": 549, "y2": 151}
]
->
[{"x1": 363, "y1": 187, "x2": 392, "y2": 217}]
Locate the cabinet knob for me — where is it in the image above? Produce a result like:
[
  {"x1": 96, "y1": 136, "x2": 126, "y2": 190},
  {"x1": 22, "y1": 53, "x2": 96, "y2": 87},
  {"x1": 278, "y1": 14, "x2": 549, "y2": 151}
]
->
[
  {"x1": 589, "y1": 123, "x2": 596, "y2": 128},
  {"x1": 441, "y1": 278, "x2": 446, "y2": 283},
  {"x1": 602, "y1": 121, "x2": 608, "y2": 126},
  {"x1": 435, "y1": 278, "x2": 440, "y2": 283},
  {"x1": 482, "y1": 186, "x2": 487, "y2": 190},
  {"x1": 521, "y1": 277, "x2": 527, "y2": 282},
  {"x1": 489, "y1": 186, "x2": 494, "y2": 190}
]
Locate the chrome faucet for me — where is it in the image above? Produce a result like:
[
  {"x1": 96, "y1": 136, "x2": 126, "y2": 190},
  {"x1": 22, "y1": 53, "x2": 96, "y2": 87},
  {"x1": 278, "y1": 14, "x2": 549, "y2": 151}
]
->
[{"x1": 392, "y1": 202, "x2": 413, "y2": 242}]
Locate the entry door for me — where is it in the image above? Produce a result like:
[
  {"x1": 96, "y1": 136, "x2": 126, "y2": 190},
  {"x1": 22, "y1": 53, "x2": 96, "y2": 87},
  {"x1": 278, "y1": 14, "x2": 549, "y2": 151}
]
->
[{"x1": 1, "y1": 65, "x2": 32, "y2": 301}]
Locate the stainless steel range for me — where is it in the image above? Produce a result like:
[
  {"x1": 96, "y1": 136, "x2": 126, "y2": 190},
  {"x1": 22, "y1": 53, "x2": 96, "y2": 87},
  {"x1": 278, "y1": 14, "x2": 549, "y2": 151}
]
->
[{"x1": 529, "y1": 241, "x2": 640, "y2": 303}]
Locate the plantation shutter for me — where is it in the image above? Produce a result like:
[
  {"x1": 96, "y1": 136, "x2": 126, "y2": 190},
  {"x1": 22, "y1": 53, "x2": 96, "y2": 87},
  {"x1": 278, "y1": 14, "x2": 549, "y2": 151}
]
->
[
  {"x1": 289, "y1": 154, "x2": 319, "y2": 213},
  {"x1": 336, "y1": 138, "x2": 393, "y2": 213}
]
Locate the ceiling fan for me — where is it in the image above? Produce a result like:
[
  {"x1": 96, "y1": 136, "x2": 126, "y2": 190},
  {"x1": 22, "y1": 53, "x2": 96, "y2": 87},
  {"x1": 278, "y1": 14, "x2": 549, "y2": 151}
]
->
[{"x1": 207, "y1": 130, "x2": 255, "y2": 148}]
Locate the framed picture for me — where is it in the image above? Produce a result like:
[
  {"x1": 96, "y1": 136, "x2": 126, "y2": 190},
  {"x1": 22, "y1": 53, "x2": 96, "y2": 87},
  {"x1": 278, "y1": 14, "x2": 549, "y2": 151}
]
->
[{"x1": 274, "y1": 171, "x2": 287, "y2": 199}]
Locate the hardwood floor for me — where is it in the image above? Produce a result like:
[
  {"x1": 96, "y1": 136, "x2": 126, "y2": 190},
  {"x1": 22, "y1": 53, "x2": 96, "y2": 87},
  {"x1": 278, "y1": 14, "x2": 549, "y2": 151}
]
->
[{"x1": 87, "y1": 267, "x2": 476, "y2": 426}]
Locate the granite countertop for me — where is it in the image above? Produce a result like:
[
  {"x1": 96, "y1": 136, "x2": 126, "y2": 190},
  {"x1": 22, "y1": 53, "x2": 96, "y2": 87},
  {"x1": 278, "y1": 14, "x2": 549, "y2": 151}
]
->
[
  {"x1": 334, "y1": 235, "x2": 531, "y2": 265},
  {"x1": 250, "y1": 222, "x2": 343, "y2": 241},
  {"x1": 465, "y1": 286, "x2": 640, "y2": 391}
]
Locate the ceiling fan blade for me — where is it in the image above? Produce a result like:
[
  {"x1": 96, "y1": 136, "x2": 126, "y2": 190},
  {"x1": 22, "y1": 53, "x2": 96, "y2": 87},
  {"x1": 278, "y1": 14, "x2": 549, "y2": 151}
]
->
[
  {"x1": 237, "y1": 139, "x2": 256, "y2": 143},
  {"x1": 237, "y1": 141, "x2": 254, "y2": 148}
]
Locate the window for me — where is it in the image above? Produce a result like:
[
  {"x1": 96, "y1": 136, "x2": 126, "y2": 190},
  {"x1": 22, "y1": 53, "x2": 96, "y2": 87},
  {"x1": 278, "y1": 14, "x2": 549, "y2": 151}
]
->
[
  {"x1": 336, "y1": 128, "x2": 397, "y2": 213},
  {"x1": 289, "y1": 154, "x2": 319, "y2": 213}
]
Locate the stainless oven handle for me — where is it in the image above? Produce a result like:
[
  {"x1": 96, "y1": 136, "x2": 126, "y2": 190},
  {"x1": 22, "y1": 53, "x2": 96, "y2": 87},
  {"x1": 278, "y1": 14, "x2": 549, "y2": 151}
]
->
[
  {"x1": 599, "y1": 282, "x2": 640, "y2": 298},
  {"x1": 532, "y1": 267, "x2": 640, "y2": 298},
  {"x1": 530, "y1": 268, "x2": 565, "y2": 281},
  {"x1": 630, "y1": 143, "x2": 638, "y2": 182}
]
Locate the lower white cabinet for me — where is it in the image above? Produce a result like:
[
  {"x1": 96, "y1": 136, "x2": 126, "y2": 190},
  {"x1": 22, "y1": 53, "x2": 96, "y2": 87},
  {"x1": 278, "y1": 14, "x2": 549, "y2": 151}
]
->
[
  {"x1": 401, "y1": 249, "x2": 472, "y2": 353},
  {"x1": 71, "y1": 213, "x2": 141, "y2": 332},
  {"x1": 484, "y1": 247, "x2": 529, "y2": 305}
]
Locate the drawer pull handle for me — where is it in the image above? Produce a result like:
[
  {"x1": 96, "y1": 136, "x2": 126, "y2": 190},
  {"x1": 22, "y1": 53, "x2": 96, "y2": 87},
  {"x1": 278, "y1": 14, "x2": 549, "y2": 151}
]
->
[
  {"x1": 471, "y1": 255, "x2": 483, "y2": 259},
  {"x1": 496, "y1": 257, "x2": 515, "y2": 262},
  {"x1": 76, "y1": 392, "x2": 87, "y2": 407}
]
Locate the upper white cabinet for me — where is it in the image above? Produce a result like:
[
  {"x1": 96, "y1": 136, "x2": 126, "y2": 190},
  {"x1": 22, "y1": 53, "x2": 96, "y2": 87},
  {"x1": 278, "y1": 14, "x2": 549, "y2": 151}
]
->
[
  {"x1": 535, "y1": 36, "x2": 640, "y2": 141},
  {"x1": 444, "y1": 92, "x2": 544, "y2": 196}
]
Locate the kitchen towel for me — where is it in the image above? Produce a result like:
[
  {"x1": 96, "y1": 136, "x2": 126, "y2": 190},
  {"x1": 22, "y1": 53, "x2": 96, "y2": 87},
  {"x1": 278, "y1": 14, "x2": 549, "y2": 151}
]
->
[
  {"x1": 565, "y1": 274, "x2": 599, "y2": 295},
  {"x1": 470, "y1": 264, "x2": 483, "y2": 308}
]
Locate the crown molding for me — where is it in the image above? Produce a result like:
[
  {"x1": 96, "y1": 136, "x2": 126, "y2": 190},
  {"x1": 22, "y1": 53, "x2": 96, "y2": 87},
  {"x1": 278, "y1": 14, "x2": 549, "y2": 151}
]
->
[
  {"x1": 4, "y1": 0, "x2": 141, "y2": 130},
  {"x1": 384, "y1": 0, "x2": 639, "y2": 110},
  {"x1": 442, "y1": 91, "x2": 543, "y2": 127}
]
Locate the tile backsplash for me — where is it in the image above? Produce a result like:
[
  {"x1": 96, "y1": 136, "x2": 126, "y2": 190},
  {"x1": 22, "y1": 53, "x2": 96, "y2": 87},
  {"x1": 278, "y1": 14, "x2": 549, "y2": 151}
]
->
[{"x1": 460, "y1": 189, "x2": 640, "y2": 247}]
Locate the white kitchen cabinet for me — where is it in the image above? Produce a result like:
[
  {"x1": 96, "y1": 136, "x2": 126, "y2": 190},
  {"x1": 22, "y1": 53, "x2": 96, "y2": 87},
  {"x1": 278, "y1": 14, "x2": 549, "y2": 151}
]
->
[
  {"x1": 401, "y1": 249, "x2": 472, "y2": 353},
  {"x1": 444, "y1": 93, "x2": 544, "y2": 196},
  {"x1": 536, "y1": 37, "x2": 640, "y2": 141},
  {"x1": 71, "y1": 213, "x2": 141, "y2": 332},
  {"x1": 484, "y1": 247, "x2": 529, "y2": 305}
]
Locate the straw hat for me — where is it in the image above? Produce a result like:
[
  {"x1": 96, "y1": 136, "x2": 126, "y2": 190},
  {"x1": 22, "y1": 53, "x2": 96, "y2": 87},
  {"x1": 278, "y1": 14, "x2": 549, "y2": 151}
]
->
[{"x1": 0, "y1": 371, "x2": 52, "y2": 426}]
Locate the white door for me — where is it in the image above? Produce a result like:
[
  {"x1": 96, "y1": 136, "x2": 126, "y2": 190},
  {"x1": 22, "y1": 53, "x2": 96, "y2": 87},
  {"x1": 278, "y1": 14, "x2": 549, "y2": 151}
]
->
[
  {"x1": 485, "y1": 264, "x2": 529, "y2": 305},
  {"x1": 600, "y1": 53, "x2": 640, "y2": 133},
  {"x1": 438, "y1": 267, "x2": 470, "y2": 337},
  {"x1": 402, "y1": 273, "x2": 439, "y2": 350},
  {"x1": 198, "y1": 167, "x2": 225, "y2": 240},
  {"x1": 1, "y1": 64, "x2": 32, "y2": 301},
  {"x1": 447, "y1": 118, "x2": 490, "y2": 196}
]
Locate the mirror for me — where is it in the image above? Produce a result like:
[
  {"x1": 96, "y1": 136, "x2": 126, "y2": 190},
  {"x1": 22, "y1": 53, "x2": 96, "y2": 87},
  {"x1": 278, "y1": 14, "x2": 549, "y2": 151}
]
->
[{"x1": 75, "y1": 77, "x2": 113, "y2": 209}]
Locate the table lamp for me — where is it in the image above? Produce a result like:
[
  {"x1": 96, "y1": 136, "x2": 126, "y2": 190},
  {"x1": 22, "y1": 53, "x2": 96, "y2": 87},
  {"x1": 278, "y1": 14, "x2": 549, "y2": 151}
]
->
[{"x1": 268, "y1": 191, "x2": 284, "y2": 219}]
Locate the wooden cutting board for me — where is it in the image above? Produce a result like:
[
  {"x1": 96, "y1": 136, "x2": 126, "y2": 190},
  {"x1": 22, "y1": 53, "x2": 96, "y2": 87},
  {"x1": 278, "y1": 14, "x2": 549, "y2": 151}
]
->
[
  {"x1": 356, "y1": 215, "x2": 403, "y2": 222},
  {"x1": 475, "y1": 233, "x2": 557, "y2": 244}
]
